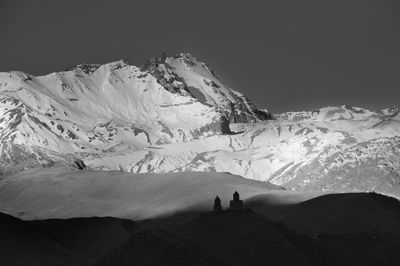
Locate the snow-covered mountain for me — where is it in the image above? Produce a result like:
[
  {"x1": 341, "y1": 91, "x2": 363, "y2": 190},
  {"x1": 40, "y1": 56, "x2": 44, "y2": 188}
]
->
[
  {"x1": 0, "y1": 53, "x2": 270, "y2": 169},
  {"x1": 1, "y1": 53, "x2": 399, "y2": 198}
]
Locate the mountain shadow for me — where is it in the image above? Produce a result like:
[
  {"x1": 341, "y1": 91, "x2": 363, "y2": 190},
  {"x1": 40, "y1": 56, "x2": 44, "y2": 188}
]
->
[{"x1": 1, "y1": 192, "x2": 400, "y2": 265}]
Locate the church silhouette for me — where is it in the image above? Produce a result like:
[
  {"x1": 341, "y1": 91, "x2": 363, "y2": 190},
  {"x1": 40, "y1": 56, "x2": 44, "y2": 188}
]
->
[{"x1": 212, "y1": 191, "x2": 248, "y2": 214}]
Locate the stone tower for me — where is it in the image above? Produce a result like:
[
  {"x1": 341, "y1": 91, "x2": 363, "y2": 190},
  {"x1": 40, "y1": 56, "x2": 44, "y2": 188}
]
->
[
  {"x1": 213, "y1": 196, "x2": 222, "y2": 213},
  {"x1": 229, "y1": 191, "x2": 244, "y2": 209}
]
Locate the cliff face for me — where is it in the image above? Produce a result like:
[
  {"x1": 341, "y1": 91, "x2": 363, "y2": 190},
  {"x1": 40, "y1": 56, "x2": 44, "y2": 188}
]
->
[{"x1": 226, "y1": 93, "x2": 272, "y2": 123}]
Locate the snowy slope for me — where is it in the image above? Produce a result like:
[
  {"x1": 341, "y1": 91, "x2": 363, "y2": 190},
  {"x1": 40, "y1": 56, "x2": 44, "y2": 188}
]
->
[
  {"x1": 0, "y1": 166, "x2": 281, "y2": 220},
  {"x1": 276, "y1": 105, "x2": 397, "y2": 121},
  {"x1": 85, "y1": 105, "x2": 400, "y2": 198}
]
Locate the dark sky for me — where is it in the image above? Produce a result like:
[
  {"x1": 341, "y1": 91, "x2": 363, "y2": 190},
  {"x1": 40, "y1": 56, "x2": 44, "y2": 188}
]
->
[{"x1": 1, "y1": 0, "x2": 399, "y2": 113}]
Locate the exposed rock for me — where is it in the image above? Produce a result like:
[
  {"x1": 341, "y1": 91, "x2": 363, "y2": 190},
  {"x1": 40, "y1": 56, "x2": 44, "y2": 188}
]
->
[
  {"x1": 141, "y1": 52, "x2": 272, "y2": 123},
  {"x1": 74, "y1": 159, "x2": 87, "y2": 170}
]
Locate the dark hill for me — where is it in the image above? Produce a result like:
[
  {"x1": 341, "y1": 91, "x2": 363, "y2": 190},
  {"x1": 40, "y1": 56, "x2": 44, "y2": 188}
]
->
[
  {"x1": 281, "y1": 192, "x2": 400, "y2": 266},
  {"x1": 283, "y1": 192, "x2": 400, "y2": 234},
  {"x1": 1, "y1": 192, "x2": 400, "y2": 266},
  {"x1": 0, "y1": 213, "x2": 137, "y2": 265},
  {"x1": 97, "y1": 211, "x2": 315, "y2": 266},
  {"x1": 30, "y1": 217, "x2": 137, "y2": 263},
  {"x1": 0, "y1": 212, "x2": 87, "y2": 265}
]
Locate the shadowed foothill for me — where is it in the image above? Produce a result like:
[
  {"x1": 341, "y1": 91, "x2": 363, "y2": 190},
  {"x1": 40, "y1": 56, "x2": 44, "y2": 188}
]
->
[{"x1": 1, "y1": 192, "x2": 400, "y2": 265}]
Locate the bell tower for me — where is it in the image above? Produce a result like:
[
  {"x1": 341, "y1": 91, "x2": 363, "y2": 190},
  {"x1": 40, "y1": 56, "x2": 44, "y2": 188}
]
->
[
  {"x1": 213, "y1": 196, "x2": 222, "y2": 213},
  {"x1": 229, "y1": 191, "x2": 244, "y2": 209}
]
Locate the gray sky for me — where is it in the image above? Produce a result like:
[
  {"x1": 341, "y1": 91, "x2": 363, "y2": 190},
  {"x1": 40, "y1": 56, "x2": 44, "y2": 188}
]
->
[{"x1": 1, "y1": 0, "x2": 399, "y2": 113}]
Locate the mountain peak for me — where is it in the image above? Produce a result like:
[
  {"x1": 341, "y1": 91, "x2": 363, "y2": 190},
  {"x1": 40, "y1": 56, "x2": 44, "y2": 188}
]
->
[
  {"x1": 171, "y1": 52, "x2": 198, "y2": 63},
  {"x1": 102, "y1": 59, "x2": 130, "y2": 70},
  {"x1": 66, "y1": 59, "x2": 131, "y2": 75}
]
